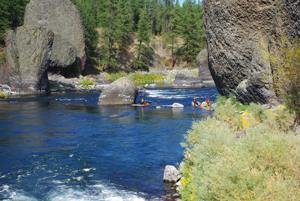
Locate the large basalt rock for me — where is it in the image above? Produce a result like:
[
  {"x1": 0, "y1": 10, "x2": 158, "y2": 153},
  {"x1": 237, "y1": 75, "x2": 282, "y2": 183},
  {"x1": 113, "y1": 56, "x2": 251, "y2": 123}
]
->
[
  {"x1": 98, "y1": 77, "x2": 138, "y2": 105},
  {"x1": 203, "y1": 0, "x2": 300, "y2": 104},
  {"x1": 196, "y1": 48, "x2": 213, "y2": 81},
  {"x1": 0, "y1": 25, "x2": 54, "y2": 94},
  {"x1": 172, "y1": 71, "x2": 205, "y2": 89},
  {"x1": 24, "y1": 0, "x2": 86, "y2": 75}
]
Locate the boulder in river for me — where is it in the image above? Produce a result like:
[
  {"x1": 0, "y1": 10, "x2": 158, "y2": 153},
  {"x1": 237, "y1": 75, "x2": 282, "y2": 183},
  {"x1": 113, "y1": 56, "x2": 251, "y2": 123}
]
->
[
  {"x1": 24, "y1": 0, "x2": 86, "y2": 76},
  {"x1": 98, "y1": 77, "x2": 138, "y2": 105},
  {"x1": 1, "y1": 25, "x2": 54, "y2": 94},
  {"x1": 171, "y1": 103, "x2": 184, "y2": 108},
  {"x1": 172, "y1": 71, "x2": 205, "y2": 89},
  {"x1": 163, "y1": 165, "x2": 181, "y2": 183}
]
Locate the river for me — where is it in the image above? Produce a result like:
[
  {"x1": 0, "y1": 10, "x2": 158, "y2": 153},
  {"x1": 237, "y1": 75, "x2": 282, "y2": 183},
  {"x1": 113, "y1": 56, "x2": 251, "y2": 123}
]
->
[{"x1": 0, "y1": 87, "x2": 218, "y2": 200}]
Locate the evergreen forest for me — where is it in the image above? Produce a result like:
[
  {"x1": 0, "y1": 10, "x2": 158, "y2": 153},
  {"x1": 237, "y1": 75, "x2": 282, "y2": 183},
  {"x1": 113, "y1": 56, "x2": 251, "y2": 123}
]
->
[{"x1": 0, "y1": 0, "x2": 206, "y2": 72}]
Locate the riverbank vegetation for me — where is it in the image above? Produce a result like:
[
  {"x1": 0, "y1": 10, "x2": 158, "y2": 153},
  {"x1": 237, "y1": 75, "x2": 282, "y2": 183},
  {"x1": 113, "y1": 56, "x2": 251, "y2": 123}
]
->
[
  {"x1": 180, "y1": 95, "x2": 299, "y2": 200},
  {"x1": 104, "y1": 71, "x2": 168, "y2": 83}
]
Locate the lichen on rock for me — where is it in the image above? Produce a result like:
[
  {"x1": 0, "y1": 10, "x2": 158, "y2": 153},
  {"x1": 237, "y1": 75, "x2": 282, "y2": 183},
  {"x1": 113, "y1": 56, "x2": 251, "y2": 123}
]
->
[
  {"x1": 1, "y1": 25, "x2": 54, "y2": 94},
  {"x1": 203, "y1": 0, "x2": 300, "y2": 104},
  {"x1": 24, "y1": 0, "x2": 86, "y2": 76}
]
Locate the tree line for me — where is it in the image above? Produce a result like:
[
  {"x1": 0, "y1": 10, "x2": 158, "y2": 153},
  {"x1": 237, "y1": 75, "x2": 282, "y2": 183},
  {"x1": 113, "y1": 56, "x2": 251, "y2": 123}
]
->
[
  {"x1": 72, "y1": 0, "x2": 206, "y2": 72},
  {"x1": 0, "y1": 0, "x2": 206, "y2": 72},
  {"x1": 0, "y1": 0, "x2": 29, "y2": 42}
]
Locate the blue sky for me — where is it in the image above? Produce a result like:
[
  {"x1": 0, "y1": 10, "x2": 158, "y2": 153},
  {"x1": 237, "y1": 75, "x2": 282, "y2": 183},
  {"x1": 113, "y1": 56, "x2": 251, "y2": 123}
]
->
[
  {"x1": 178, "y1": 0, "x2": 184, "y2": 6},
  {"x1": 178, "y1": 0, "x2": 184, "y2": 5},
  {"x1": 178, "y1": 0, "x2": 202, "y2": 6}
]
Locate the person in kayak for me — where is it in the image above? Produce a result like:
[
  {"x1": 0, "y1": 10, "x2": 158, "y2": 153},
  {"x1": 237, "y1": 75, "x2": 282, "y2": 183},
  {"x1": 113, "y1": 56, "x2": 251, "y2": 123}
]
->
[
  {"x1": 205, "y1": 98, "x2": 210, "y2": 106},
  {"x1": 193, "y1": 97, "x2": 199, "y2": 107},
  {"x1": 141, "y1": 98, "x2": 148, "y2": 105}
]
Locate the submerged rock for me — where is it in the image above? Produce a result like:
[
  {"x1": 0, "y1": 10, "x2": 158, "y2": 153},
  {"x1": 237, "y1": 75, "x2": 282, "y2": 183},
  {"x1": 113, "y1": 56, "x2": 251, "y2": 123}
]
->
[
  {"x1": 172, "y1": 71, "x2": 205, "y2": 89},
  {"x1": 24, "y1": 0, "x2": 86, "y2": 76},
  {"x1": 98, "y1": 77, "x2": 138, "y2": 105},
  {"x1": 163, "y1": 165, "x2": 181, "y2": 183},
  {"x1": 1, "y1": 25, "x2": 54, "y2": 94},
  {"x1": 171, "y1": 103, "x2": 184, "y2": 108}
]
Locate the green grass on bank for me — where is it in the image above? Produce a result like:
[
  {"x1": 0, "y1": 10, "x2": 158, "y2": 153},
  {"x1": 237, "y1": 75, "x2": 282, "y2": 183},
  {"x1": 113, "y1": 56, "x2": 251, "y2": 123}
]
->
[
  {"x1": 180, "y1": 96, "x2": 299, "y2": 200},
  {"x1": 129, "y1": 71, "x2": 164, "y2": 83},
  {"x1": 103, "y1": 71, "x2": 165, "y2": 84}
]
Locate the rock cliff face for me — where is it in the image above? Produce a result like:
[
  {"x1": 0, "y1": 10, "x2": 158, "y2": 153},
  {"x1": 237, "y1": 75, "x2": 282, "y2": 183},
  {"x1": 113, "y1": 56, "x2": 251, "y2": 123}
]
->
[
  {"x1": 196, "y1": 48, "x2": 210, "y2": 81},
  {"x1": 203, "y1": 0, "x2": 300, "y2": 104},
  {"x1": 0, "y1": 26, "x2": 54, "y2": 94},
  {"x1": 24, "y1": 0, "x2": 86, "y2": 76}
]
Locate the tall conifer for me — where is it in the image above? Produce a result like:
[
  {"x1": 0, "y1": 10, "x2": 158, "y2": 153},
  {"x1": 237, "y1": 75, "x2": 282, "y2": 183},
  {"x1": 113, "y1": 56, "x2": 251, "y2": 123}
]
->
[
  {"x1": 181, "y1": 0, "x2": 201, "y2": 65},
  {"x1": 166, "y1": 0, "x2": 181, "y2": 68},
  {"x1": 135, "y1": 7, "x2": 151, "y2": 70}
]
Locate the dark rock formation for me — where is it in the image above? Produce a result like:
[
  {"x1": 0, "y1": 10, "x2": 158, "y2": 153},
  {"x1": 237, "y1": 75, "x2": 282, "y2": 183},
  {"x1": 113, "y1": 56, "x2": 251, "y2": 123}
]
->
[
  {"x1": 0, "y1": 25, "x2": 54, "y2": 94},
  {"x1": 172, "y1": 71, "x2": 205, "y2": 89},
  {"x1": 98, "y1": 77, "x2": 138, "y2": 105},
  {"x1": 24, "y1": 0, "x2": 86, "y2": 76},
  {"x1": 196, "y1": 48, "x2": 213, "y2": 81},
  {"x1": 203, "y1": 0, "x2": 299, "y2": 104}
]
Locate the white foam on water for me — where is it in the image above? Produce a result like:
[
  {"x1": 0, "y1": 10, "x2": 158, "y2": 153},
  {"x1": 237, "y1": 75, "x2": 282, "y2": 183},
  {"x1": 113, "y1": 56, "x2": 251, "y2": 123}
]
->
[
  {"x1": 44, "y1": 183, "x2": 147, "y2": 201},
  {"x1": 0, "y1": 185, "x2": 38, "y2": 201},
  {"x1": 0, "y1": 183, "x2": 149, "y2": 201},
  {"x1": 145, "y1": 89, "x2": 189, "y2": 99},
  {"x1": 72, "y1": 176, "x2": 84, "y2": 181},
  {"x1": 83, "y1": 168, "x2": 96, "y2": 172}
]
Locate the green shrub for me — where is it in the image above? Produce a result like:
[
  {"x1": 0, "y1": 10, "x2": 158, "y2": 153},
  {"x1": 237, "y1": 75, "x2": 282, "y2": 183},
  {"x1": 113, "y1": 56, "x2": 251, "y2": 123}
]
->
[
  {"x1": 216, "y1": 95, "x2": 227, "y2": 105},
  {"x1": 164, "y1": 58, "x2": 171, "y2": 67},
  {"x1": 214, "y1": 100, "x2": 243, "y2": 130},
  {"x1": 80, "y1": 79, "x2": 95, "y2": 86},
  {"x1": 106, "y1": 71, "x2": 128, "y2": 80},
  {"x1": 235, "y1": 103, "x2": 250, "y2": 112},
  {"x1": 180, "y1": 102, "x2": 299, "y2": 201},
  {"x1": 0, "y1": 52, "x2": 6, "y2": 62},
  {"x1": 130, "y1": 71, "x2": 164, "y2": 83}
]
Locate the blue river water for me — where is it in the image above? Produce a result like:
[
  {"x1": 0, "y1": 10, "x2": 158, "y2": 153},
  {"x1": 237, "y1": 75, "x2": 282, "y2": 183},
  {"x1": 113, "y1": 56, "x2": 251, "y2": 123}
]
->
[{"x1": 0, "y1": 87, "x2": 218, "y2": 200}]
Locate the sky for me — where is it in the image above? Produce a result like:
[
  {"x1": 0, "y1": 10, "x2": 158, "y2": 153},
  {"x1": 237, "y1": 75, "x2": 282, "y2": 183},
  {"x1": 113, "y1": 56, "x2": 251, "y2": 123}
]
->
[
  {"x1": 178, "y1": 0, "x2": 202, "y2": 6},
  {"x1": 178, "y1": 0, "x2": 184, "y2": 5}
]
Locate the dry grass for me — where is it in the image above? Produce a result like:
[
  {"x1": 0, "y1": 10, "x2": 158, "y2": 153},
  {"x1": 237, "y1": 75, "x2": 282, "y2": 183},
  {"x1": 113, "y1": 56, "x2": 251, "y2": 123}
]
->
[{"x1": 180, "y1": 99, "x2": 299, "y2": 201}]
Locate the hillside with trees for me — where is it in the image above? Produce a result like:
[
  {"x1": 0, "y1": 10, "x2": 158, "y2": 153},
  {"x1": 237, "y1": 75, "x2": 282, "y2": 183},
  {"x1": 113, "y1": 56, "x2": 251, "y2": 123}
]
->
[{"x1": 0, "y1": 0, "x2": 206, "y2": 72}]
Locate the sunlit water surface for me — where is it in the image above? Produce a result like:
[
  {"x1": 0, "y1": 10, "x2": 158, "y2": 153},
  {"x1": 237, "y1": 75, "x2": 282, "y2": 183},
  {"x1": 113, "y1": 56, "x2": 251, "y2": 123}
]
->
[{"x1": 0, "y1": 87, "x2": 218, "y2": 200}]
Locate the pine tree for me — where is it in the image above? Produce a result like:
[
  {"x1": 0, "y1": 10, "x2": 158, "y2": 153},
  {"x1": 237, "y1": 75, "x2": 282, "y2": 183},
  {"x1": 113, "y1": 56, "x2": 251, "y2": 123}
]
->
[
  {"x1": 72, "y1": 0, "x2": 99, "y2": 65},
  {"x1": 115, "y1": 0, "x2": 133, "y2": 61},
  {"x1": 0, "y1": 0, "x2": 11, "y2": 42},
  {"x1": 165, "y1": 0, "x2": 181, "y2": 68},
  {"x1": 98, "y1": 0, "x2": 132, "y2": 72},
  {"x1": 135, "y1": 7, "x2": 152, "y2": 70},
  {"x1": 181, "y1": 0, "x2": 201, "y2": 65},
  {"x1": 99, "y1": 0, "x2": 119, "y2": 72},
  {"x1": 194, "y1": 0, "x2": 206, "y2": 49}
]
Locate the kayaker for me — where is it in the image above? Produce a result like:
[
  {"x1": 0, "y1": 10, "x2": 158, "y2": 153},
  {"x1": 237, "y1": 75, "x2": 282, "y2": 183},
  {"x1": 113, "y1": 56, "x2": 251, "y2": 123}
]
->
[
  {"x1": 141, "y1": 98, "x2": 148, "y2": 105},
  {"x1": 206, "y1": 98, "x2": 210, "y2": 106},
  {"x1": 193, "y1": 97, "x2": 199, "y2": 106}
]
